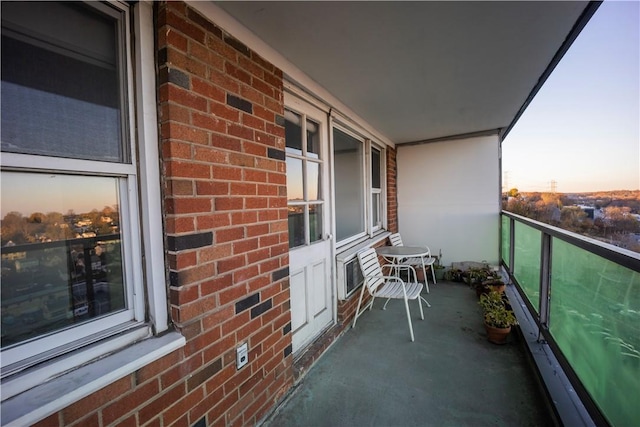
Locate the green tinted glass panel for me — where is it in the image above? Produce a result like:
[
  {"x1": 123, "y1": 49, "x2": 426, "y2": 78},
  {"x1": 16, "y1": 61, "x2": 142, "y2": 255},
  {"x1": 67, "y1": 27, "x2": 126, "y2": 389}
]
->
[
  {"x1": 549, "y1": 238, "x2": 640, "y2": 427},
  {"x1": 501, "y1": 215, "x2": 510, "y2": 269},
  {"x1": 513, "y1": 222, "x2": 540, "y2": 313}
]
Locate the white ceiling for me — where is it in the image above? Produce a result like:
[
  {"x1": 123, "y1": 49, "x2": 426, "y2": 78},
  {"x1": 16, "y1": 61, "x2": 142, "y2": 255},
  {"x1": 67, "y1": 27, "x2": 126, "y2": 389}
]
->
[{"x1": 216, "y1": 1, "x2": 593, "y2": 144}]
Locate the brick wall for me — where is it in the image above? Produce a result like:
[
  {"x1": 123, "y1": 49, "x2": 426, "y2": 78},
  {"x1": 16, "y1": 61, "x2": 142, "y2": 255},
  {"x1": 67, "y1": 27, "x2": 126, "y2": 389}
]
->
[{"x1": 35, "y1": 2, "x2": 293, "y2": 426}]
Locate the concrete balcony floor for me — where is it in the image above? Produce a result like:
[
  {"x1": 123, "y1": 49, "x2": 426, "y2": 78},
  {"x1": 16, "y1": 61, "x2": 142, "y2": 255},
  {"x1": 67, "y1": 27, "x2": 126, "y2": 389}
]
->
[{"x1": 263, "y1": 281, "x2": 554, "y2": 427}]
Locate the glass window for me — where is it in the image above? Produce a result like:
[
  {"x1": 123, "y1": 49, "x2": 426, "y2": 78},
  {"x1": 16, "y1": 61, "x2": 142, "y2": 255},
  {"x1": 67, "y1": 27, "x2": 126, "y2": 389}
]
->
[
  {"x1": 0, "y1": 1, "x2": 145, "y2": 369},
  {"x1": 1, "y1": 2, "x2": 126, "y2": 162},
  {"x1": 333, "y1": 127, "x2": 385, "y2": 243},
  {"x1": 286, "y1": 109, "x2": 324, "y2": 249},
  {"x1": 333, "y1": 128, "x2": 365, "y2": 242}
]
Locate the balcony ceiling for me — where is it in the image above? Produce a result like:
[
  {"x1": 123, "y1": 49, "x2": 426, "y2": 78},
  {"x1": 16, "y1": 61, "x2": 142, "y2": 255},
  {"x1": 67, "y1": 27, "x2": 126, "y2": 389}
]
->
[{"x1": 215, "y1": 1, "x2": 593, "y2": 144}]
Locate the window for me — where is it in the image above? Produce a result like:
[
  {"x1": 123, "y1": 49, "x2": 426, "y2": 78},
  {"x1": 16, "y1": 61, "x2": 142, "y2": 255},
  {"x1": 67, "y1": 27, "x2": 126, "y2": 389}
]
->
[
  {"x1": 285, "y1": 110, "x2": 324, "y2": 249},
  {"x1": 333, "y1": 126, "x2": 385, "y2": 245},
  {"x1": 0, "y1": 1, "x2": 159, "y2": 376}
]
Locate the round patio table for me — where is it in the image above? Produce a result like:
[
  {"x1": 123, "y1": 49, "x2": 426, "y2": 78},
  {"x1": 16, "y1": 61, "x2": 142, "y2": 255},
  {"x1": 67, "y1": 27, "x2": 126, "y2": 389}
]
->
[{"x1": 375, "y1": 245, "x2": 431, "y2": 306}]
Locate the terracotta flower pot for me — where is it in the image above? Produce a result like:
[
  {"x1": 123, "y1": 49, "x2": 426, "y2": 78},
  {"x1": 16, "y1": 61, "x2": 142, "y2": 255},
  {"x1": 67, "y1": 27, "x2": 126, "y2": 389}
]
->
[{"x1": 484, "y1": 323, "x2": 511, "y2": 344}]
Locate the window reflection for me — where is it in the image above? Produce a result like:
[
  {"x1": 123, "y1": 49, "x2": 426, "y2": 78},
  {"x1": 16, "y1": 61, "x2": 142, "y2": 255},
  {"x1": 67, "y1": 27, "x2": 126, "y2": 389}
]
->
[{"x1": 1, "y1": 172, "x2": 125, "y2": 348}]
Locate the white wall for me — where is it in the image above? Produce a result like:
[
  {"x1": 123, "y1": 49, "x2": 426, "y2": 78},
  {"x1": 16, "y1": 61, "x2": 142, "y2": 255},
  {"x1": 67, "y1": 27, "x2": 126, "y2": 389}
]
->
[{"x1": 396, "y1": 135, "x2": 501, "y2": 266}]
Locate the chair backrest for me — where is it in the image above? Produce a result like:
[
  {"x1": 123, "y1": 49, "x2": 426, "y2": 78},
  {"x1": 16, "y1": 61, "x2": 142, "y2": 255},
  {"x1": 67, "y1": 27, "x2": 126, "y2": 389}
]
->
[
  {"x1": 357, "y1": 248, "x2": 384, "y2": 294},
  {"x1": 389, "y1": 233, "x2": 403, "y2": 246}
]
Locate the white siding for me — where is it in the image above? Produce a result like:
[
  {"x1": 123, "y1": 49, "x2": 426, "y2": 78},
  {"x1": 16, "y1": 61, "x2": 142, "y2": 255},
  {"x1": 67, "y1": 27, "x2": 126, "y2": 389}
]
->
[{"x1": 397, "y1": 135, "x2": 501, "y2": 266}]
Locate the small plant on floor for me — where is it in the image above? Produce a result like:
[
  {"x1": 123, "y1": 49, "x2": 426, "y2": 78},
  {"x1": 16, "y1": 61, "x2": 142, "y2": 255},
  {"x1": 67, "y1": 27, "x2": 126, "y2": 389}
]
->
[{"x1": 478, "y1": 290, "x2": 517, "y2": 344}]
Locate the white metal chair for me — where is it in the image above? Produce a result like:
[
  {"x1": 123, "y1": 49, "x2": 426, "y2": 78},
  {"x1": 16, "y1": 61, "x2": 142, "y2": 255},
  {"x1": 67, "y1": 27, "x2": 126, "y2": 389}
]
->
[
  {"x1": 352, "y1": 247, "x2": 425, "y2": 341},
  {"x1": 388, "y1": 232, "x2": 437, "y2": 289}
]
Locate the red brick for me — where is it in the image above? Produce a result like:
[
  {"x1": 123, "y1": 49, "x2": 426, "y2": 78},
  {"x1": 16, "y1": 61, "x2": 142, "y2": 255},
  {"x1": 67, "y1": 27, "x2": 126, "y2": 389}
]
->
[
  {"x1": 240, "y1": 85, "x2": 265, "y2": 106},
  {"x1": 189, "y1": 384, "x2": 225, "y2": 423},
  {"x1": 161, "y1": 353, "x2": 203, "y2": 390},
  {"x1": 165, "y1": 179, "x2": 194, "y2": 196},
  {"x1": 217, "y1": 255, "x2": 246, "y2": 275},
  {"x1": 214, "y1": 197, "x2": 244, "y2": 211},
  {"x1": 209, "y1": 68, "x2": 240, "y2": 94},
  {"x1": 228, "y1": 152, "x2": 255, "y2": 168},
  {"x1": 138, "y1": 383, "x2": 187, "y2": 425},
  {"x1": 200, "y1": 274, "x2": 233, "y2": 296},
  {"x1": 238, "y1": 55, "x2": 265, "y2": 80},
  {"x1": 165, "y1": 48, "x2": 207, "y2": 79},
  {"x1": 177, "y1": 263, "x2": 216, "y2": 288},
  {"x1": 229, "y1": 182, "x2": 257, "y2": 196},
  {"x1": 196, "y1": 181, "x2": 229, "y2": 196},
  {"x1": 242, "y1": 140, "x2": 267, "y2": 157},
  {"x1": 102, "y1": 379, "x2": 160, "y2": 425},
  {"x1": 227, "y1": 123, "x2": 254, "y2": 141},
  {"x1": 63, "y1": 376, "x2": 132, "y2": 424},
  {"x1": 244, "y1": 169, "x2": 267, "y2": 183},
  {"x1": 193, "y1": 146, "x2": 227, "y2": 164},
  {"x1": 242, "y1": 114, "x2": 265, "y2": 132},
  {"x1": 245, "y1": 197, "x2": 268, "y2": 209},
  {"x1": 233, "y1": 265, "x2": 260, "y2": 285},
  {"x1": 192, "y1": 112, "x2": 226, "y2": 133},
  {"x1": 68, "y1": 412, "x2": 100, "y2": 427},
  {"x1": 210, "y1": 101, "x2": 240, "y2": 122},
  {"x1": 163, "y1": 26, "x2": 188, "y2": 53},
  {"x1": 230, "y1": 211, "x2": 258, "y2": 226},
  {"x1": 225, "y1": 62, "x2": 252, "y2": 85},
  {"x1": 165, "y1": 9, "x2": 206, "y2": 44},
  {"x1": 170, "y1": 283, "x2": 199, "y2": 305},
  {"x1": 247, "y1": 275, "x2": 270, "y2": 293},
  {"x1": 196, "y1": 213, "x2": 230, "y2": 230},
  {"x1": 112, "y1": 413, "x2": 137, "y2": 427},
  {"x1": 212, "y1": 166, "x2": 242, "y2": 181},
  {"x1": 252, "y1": 105, "x2": 275, "y2": 123},
  {"x1": 219, "y1": 310, "x2": 249, "y2": 338},
  {"x1": 165, "y1": 160, "x2": 211, "y2": 179},
  {"x1": 160, "y1": 103, "x2": 191, "y2": 125},
  {"x1": 257, "y1": 183, "x2": 277, "y2": 196},
  {"x1": 162, "y1": 387, "x2": 205, "y2": 426},
  {"x1": 190, "y1": 40, "x2": 223, "y2": 71},
  {"x1": 232, "y1": 238, "x2": 259, "y2": 255},
  {"x1": 165, "y1": 216, "x2": 195, "y2": 234},
  {"x1": 163, "y1": 122, "x2": 209, "y2": 145},
  {"x1": 202, "y1": 305, "x2": 234, "y2": 330},
  {"x1": 166, "y1": 197, "x2": 212, "y2": 215},
  {"x1": 254, "y1": 131, "x2": 277, "y2": 147},
  {"x1": 211, "y1": 134, "x2": 242, "y2": 152},
  {"x1": 206, "y1": 34, "x2": 237, "y2": 63},
  {"x1": 255, "y1": 157, "x2": 278, "y2": 172},
  {"x1": 33, "y1": 413, "x2": 61, "y2": 427},
  {"x1": 219, "y1": 284, "x2": 249, "y2": 307},
  {"x1": 191, "y1": 77, "x2": 226, "y2": 103},
  {"x1": 163, "y1": 84, "x2": 208, "y2": 112},
  {"x1": 252, "y1": 77, "x2": 275, "y2": 99},
  {"x1": 246, "y1": 224, "x2": 269, "y2": 238}
]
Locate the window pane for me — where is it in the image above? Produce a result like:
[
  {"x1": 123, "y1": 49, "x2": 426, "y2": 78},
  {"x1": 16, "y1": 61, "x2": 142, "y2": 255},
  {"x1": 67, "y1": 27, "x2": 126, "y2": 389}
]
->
[
  {"x1": 286, "y1": 157, "x2": 303, "y2": 202},
  {"x1": 307, "y1": 161, "x2": 321, "y2": 201},
  {"x1": 1, "y1": 172, "x2": 126, "y2": 348},
  {"x1": 372, "y1": 193, "x2": 380, "y2": 227},
  {"x1": 288, "y1": 206, "x2": 305, "y2": 248},
  {"x1": 285, "y1": 110, "x2": 302, "y2": 155},
  {"x1": 307, "y1": 119, "x2": 320, "y2": 159},
  {"x1": 333, "y1": 128, "x2": 364, "y2": 241},
  {"x1": 1, "y1": 2, "x2": 125, "y2": 162},
  {"x1": 371, "y1": 148, "x2": 381, "y2": 189},
  {"x1": 309, "y1": 204, "x2": 323, "y2": 243}
]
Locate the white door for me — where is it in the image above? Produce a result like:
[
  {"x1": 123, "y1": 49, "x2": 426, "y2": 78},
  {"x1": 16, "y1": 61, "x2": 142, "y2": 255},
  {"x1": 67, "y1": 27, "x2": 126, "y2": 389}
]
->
[{"x1": 285, "y1": 95, "x2": 333, "y2": 353}]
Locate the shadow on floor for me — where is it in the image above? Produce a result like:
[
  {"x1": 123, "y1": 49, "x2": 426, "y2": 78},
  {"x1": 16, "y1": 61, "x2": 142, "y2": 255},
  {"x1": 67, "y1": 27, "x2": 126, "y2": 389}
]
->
[{"x1": 263, "y1": 281, "x2": 553, "y2": 427}]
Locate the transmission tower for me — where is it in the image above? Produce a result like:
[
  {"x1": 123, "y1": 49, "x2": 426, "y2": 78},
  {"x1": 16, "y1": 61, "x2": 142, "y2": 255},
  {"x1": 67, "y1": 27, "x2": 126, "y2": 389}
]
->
[{"x1": 550, "y1": 180, "x2": 557, "y2": 193}]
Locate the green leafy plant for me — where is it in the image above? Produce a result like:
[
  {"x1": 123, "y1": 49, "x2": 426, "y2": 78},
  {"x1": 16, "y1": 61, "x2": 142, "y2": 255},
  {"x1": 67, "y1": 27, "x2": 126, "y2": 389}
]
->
[{"x1": 478, "y1": 290, "x2": 517, "y2": 328}]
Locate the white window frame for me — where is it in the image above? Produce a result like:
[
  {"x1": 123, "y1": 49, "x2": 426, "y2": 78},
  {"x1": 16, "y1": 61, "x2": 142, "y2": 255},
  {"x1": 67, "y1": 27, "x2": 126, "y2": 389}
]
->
[
  {"x1": 0, "y1": 0, "x2": 174, "y2": 406},
  {"x1": 332, "y1": 123, "x2": 387, "y2": 249}
]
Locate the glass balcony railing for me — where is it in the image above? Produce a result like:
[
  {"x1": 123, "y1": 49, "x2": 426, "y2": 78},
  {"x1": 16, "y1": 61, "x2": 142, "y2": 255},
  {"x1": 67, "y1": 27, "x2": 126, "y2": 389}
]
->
[{"x1": 501, "y1": 212, "x2": 640, "y2": 427}]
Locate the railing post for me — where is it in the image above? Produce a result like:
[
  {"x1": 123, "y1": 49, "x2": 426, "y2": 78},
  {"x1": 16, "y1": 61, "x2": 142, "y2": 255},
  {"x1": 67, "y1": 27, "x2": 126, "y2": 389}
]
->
[
  {"x1": 538, "y1": 232, "x2": 551, "y2": 339},
  {"x1": 508, "y1": 217, "x2": 515, "y2": 277}
]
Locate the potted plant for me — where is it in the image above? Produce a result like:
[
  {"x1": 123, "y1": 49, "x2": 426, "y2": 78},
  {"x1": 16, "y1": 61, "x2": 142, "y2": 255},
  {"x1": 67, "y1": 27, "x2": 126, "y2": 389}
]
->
[
  {"x1": 433, "y1": 250, "x2": 446, "y2": 281},
  {"x1": 478, "y1": 290, "x2": 517, "y2": 344}
]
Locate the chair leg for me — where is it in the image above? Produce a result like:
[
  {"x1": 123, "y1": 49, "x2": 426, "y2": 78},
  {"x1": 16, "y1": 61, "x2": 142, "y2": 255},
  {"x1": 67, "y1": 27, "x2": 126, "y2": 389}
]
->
[
  {"x1": 431, "y1": 265, "x2": 437, "y2": 284},
  {"x1": 382, "y1": 298, "x2": 391, "y2": 310},
  {"x1": 352, "y1": 282, "x2": 367, "y2": 328},
  {"x1": 421, "y1": 259, "x2": 430, "y2": 293},
  {"x1": 403, "y1": 297, "x2": 415, "y2": 342},
  {"x1": 417, "y1": 293, "x2": 424, "y2": 320}
]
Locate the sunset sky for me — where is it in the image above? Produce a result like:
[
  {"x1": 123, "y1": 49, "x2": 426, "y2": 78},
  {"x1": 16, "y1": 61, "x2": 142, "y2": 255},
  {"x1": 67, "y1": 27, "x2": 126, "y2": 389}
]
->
[{"x1": 502, "y1": 0, "x2": 639, "y2": 194}]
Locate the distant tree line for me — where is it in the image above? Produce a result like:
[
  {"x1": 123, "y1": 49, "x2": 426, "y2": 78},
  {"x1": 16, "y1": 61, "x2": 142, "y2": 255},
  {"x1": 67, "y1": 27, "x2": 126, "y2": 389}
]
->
[
  {"x1": 503, "y1": 189, "x2": 640, "y2": 252},
  {"x1": 1, "y1": 206, "x2": 119, "y2": 247}
]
